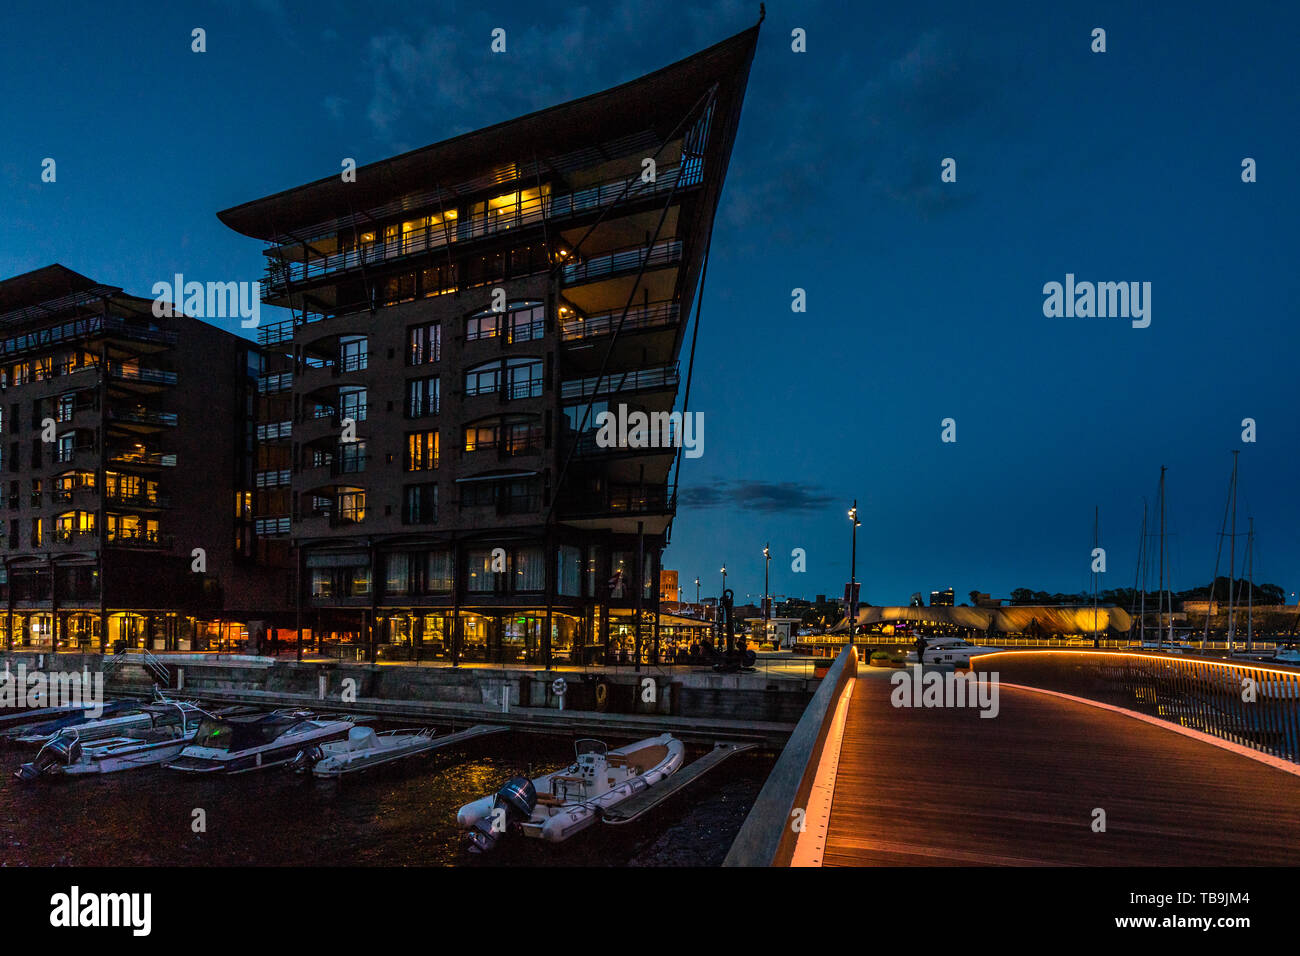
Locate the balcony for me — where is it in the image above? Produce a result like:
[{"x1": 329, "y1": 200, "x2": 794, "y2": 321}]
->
[
  {"x1": 560, "y1": 364, "x2": 679, "y2": 400},
  {"x1": 560, "y1": 302, "x2": 680, "y2": 342},
  {"x1": 105, "y1": 491, "x2": 170, "y2": 510},
  {"x1": 107, "y1": 407, "x2": 178, "y2": 429},
  {"x1": 259, "y1": 162, "x2": 698, "y2": 297},
  {"x1": 107, "y1": 363, "x2": 177, "y2": 388},
  {"x1": 559, "y1": 485, "x2": 673, "y2": 518},
  {"x1": 107, "y1": 529, "x2": 173, "y2": 549},
  {"x1": 107, "y1": 448, "x2": 177, "y2": 469},
  {"x1": 460, "y1": 437, "x2": 544, "y2": 463},
  {"x1": 0, "y1": 315, "x2": 176, "y2": 363},
  {"x1": 51, "y1": 528, "x2": 98, "y2": 546},
  {"x1": 561, "y1": 239, "x2": 682, "y2": 286}
]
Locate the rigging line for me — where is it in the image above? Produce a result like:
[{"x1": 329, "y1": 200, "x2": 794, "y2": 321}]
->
[
  {"x1": 669, "y1": 240, "x2": 710, "y2": 513},
  {"x1": 532, "y1": 148, "x2": 551, "y2": 262},
  {"x1": 345, "y1": 198, "x2": 378, "y2": 316},
  {"x1": 547, "y1": 84, "x2": 717, "y2": 284},
  {"x1": 432, "y1": 185, "x2": 458, "y2": 297},
  {"x1": 543, "y1": 144, "x2": 689, "y2": 527}
]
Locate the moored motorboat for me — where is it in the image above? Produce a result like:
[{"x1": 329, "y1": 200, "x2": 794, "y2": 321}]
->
[
  {"x1": 164, "y1": 711, "x2": 352, "y2": 774},
  {"x1": 1270, "y1": 641, "x2": 1300, "y2": 665},
  {"x1": 15, "y1": 701, "x2": 210, "y2": 780},
  {"x1": 905, "y1": 637, "x2": 1002, "y2": 666},
  {"x1": 458, "y1": 733, "x2": 684, "y2": 852},
  {"x1": 6, "y1": 699, "x2": 159, "y2": 746},
  {"x1": 289, "y1": 725, "x2": 439, "y2": 777}
]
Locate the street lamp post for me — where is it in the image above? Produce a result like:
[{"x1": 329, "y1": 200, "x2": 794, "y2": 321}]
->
[
  {"x1": 848, "y1": 501, "x2": 861, "y2": 642},
  {"x1": 763, "y1": 543, "x2": 771, "y2": 646},
  {"x1": 695, "y1": 577, "x2": 700, "y2": 606},
  {"x1": 719, "y1": 565, "x2": 728, "y2": 648}
]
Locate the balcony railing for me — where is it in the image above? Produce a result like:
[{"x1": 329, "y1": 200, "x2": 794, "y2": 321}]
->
[
  {"x1": 108, "y1": 408, "x2": 178, "y2": 427},
  {"x1": 461, "y1": 437, "x2": 544, "y2": 459},
  {"x1": 107, "y1": 363, "x2": 177, "y2": 386},
  {"x1": 258, "y1": 318, "x2": 295, "y2": 346},
  {"x1": 51, "y1": 528, "x2": 97, "y2": 544},
  {"x1": 561, "y1": 239, "x2": 682, "y2": 286},
  {"x1": 560, "y1": 302, "x2": 680, "y2": 341},
  {"x1": 106, "y1": 492, "x2": 170, "y2": 509},
  {"x1": 560, "y1": 364, "x2": 679, "y2": 400},
  {"x1": 261, "y1": 162, "x2": 696, "y2": 293},
  {"x1": 971, "y1": 650, "x2": 1300, "y2": 765},
  {"x1": 107, "y1": 529, "x2": 173, "y2": 549},
  {"x1": 108, "y1": 450, "x2": 178, "y2": 467},
  {"x1": 559, "y1": 485, "x2": 673, "y2": 517},
  {"x1": 0, "y1": 315, "x2": 176, "y2": 361}
]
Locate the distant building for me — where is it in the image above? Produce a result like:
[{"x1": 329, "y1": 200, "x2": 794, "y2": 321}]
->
[
  {"x1": 0, "y1": 264, "x2": 287, "y2": 652},
  {"x1": 930, "y1": 588, "x2": 955, "y2": 607},
  {"x1": 659, "y1": 569, "x2": 679, "y2": 604}
]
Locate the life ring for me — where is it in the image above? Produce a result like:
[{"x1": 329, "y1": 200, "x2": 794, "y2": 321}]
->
[
  {"x1": 551, "y1": 677, "x2": 567, "y2": 697},
  {"x1": 594, "y1": 679, "x2": 609, "y2": 712}
]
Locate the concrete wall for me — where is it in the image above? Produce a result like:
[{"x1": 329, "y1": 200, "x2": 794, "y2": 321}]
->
[{"x1": 0, "y1": 651, "x2": 814, "y2": 725}]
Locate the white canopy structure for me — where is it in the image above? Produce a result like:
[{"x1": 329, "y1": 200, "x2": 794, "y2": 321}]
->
[{"x1": 828, "y1": 604, "x2": 1132, "y2": 635}]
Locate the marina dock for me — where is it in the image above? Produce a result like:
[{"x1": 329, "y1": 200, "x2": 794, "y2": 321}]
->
[{"x1": 603, "y1": 741, "x2": 758, "y2": 824}]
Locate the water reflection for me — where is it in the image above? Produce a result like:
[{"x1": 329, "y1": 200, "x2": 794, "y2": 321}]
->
[{"x1": 0, "y1": 727, "x2": 769, "y2": 867}]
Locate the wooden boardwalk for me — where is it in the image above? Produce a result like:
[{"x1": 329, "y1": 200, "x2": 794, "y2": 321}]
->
[{"x1": 823, "y1": 673, "x2": 1300, "y2": 866}]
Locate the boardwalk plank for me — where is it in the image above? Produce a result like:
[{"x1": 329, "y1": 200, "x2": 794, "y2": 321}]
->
[{"x1": 823, "y1": 675, "x2": 1300, "y2": 866}]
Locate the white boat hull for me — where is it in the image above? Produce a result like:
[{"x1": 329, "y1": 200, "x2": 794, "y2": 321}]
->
[{"x1": 458, "y1": 733, "x2": 684, "y2": 845}]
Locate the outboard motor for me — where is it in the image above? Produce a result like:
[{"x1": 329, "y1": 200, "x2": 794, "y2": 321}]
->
[
  {"x1": 14, "y1": 730, "x2": 81, "y2": 781},
  {"x1": 466, "y1": 776, "x2": 537, "y2": 854},
  {"x1": 288, "y1": 745, "x2": 324, "y2": 774}
]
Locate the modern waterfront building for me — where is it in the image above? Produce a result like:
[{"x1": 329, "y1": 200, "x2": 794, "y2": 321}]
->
[
  {"x1": 218, "y1": 24, "x2": 759, "y2": 666},
  {"x1": 0, "y1": 265, "x2": 287, "y2": 652}
]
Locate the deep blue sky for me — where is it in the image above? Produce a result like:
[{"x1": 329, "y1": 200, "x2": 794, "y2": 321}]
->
[{"x1": 1, "y1": 1, "x2": 1297, "y2": 606}]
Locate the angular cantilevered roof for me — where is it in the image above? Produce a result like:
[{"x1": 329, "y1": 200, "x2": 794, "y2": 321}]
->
[
  {"x1": 217, "y1": 21, "x2": 761, "y2": 241},
  {"x1": 0, "y1": 264, "x2": 122, "y2": 328}
]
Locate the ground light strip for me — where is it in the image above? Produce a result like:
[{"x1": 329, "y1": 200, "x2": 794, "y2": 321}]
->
[
  {"x1": 995, "y1": 681, "x2": 1300, "y2": 778},
  {"x1": 790, "y1": 676, "x2": 855, "y2": 867}
]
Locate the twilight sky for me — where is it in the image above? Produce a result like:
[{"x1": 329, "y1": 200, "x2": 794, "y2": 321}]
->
[{"x1": 1, "y1": 0, "x2": 1296, "y2": 606}]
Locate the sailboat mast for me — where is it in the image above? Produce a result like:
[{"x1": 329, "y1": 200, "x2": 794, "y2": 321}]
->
[
  {"x1": 1158, "y1": 466, "x2": 1168, "y2": 646},
  {"x1": 1093, "y1": 505, "x2": 1100, "y2": 649},
  {"x1": 1227, "y1": 450, "x2": 1239, "y2": 647},
  {"x1": 1246, "y1": 517, "x2": 1254, "y2": 652},
  {"x1": 1136, "y1": 499, "x2": 1147, "y2": 645}
]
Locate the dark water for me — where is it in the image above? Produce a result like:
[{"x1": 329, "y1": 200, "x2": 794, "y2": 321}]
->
[{"x1": 0, "y1": 723, "x2": 771, "y2": 867}]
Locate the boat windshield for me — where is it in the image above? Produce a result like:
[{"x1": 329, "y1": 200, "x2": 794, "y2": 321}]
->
[
  {"x1": 574, "y1": 739, "x2": 607, "y2": 757},
  {"x1": 192, "y1": 718, "x2": 235, "y2": 751},
  {"x1": 191, "y1": 716, "x2": 298, "y2": 751}
]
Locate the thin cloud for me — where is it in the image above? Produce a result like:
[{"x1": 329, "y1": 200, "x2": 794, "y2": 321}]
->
[{"x1": 680, "y1": 480, "x2": 836, "y2": 513}]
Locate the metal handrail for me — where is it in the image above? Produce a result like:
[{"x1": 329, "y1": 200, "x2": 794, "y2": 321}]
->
[{"x1": 970, "y1": 650, "x2": 1300, "y2": 764}]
